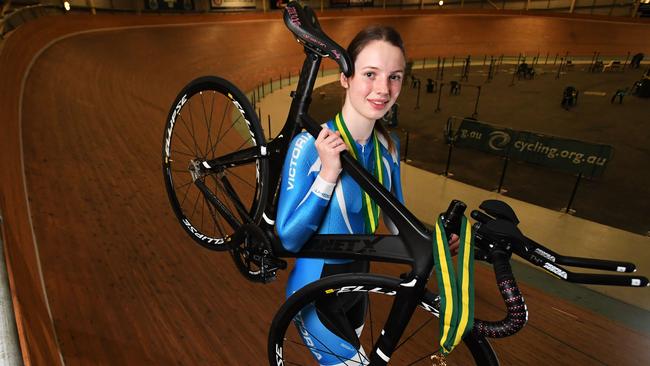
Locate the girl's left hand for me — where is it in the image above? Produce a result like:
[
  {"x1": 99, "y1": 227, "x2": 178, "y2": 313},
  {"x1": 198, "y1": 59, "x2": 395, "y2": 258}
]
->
[{"x1": 449, "y1": 234, "x2": 460, "y2": 256}]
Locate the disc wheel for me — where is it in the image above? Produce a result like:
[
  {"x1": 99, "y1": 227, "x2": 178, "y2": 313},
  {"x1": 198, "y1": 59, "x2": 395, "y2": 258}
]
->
[
  {"x1": 269, "y1": 274, "x2": 496, "y2": 365},
  {"x1": 162, "y1": 76, "x2": 268, "y2": 251}
]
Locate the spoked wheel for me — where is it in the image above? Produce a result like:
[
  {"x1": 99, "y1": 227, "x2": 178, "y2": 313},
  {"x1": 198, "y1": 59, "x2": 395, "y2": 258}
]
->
[
  {"x1": 269, "y1": 274, "x2": 497, "y2": 366},
  {"x1": 162, "y1": 76, "x2": 268, "y2": 251}
]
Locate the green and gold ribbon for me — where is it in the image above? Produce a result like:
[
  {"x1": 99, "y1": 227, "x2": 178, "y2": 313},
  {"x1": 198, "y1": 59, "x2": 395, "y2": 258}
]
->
[
  {"x1": 433, "y1": 215, "x2": 475, "y2": 356},
  {"x1": 333, "y1": 113, "x2": 383, "y2": 233}
]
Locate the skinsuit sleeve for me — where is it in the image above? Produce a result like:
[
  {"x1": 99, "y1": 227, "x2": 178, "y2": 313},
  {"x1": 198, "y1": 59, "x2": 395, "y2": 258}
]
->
[{"x1": 276, "y1": 132, "x2": 336, "y2": 253}]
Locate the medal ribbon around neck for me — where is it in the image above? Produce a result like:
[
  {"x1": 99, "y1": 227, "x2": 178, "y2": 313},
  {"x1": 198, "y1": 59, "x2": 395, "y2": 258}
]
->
[
  {"x1": 432, "y1": 215, "x2": 475, "y2": 356},
  {"x1": 333, "y1": 113, "x2": 383, "y2": 234}
]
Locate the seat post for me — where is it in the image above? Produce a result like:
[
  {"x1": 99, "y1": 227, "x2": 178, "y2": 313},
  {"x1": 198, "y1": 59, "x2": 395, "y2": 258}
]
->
[
  {"x1": 279, "y1": 49, "x2": 322, "y2": 139},
  {"x1": 295, "y1": 50, "x2": 322, "y2": 119}
]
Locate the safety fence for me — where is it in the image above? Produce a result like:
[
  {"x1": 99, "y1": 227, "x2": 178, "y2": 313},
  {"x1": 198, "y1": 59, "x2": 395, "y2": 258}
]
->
[{"x1": 249, "y1": 52, "x2": 647, "y2": 138}]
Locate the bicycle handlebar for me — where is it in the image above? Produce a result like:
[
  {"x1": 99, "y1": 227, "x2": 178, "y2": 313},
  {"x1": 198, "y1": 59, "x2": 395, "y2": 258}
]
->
[{"x1": 467, "y1": 199, "x2": 648, "y2": 339}]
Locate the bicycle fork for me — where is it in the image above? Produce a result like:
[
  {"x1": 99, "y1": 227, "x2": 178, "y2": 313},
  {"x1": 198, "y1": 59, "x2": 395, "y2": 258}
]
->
[{"x1": 368, "y1": 276, "x2": 427, "y2": 365}]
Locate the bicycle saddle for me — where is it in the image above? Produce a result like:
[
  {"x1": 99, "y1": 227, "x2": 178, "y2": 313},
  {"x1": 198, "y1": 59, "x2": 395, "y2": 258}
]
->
[
  {"x1": 284, "y1": 2, "x2": 353, "y2": 77},
  {"x1": 479, "y1": 199, "x2": 519, "y2": 224}
]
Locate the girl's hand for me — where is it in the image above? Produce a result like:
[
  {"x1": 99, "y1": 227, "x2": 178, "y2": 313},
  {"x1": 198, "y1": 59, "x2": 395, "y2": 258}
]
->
[
  {"x1": 449, "y1": 234, "x2": 460, "y2": 256},
  {"x1": 315, "y1": 128, "x2": 347, "y2": 183}
]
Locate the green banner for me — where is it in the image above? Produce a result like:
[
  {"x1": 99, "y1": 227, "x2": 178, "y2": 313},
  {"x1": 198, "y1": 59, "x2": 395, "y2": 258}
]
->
[{"x1": 453, "y1": 118, "x2": 613, "y2": 177}]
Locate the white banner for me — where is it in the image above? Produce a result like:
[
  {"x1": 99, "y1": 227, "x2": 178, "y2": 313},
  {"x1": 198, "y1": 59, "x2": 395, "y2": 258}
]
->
[{"x1": 211, "y1": 0, "x2": 256, "y2": 8}]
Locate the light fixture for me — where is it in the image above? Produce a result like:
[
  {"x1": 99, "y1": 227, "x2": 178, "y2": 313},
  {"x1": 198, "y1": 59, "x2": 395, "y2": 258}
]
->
[
  {"x1": 63, "y1": 1, "x2": 71, "y2": 11},
  {"x1": 439, "y1": 0, "x2": 444, "y2": 5}
]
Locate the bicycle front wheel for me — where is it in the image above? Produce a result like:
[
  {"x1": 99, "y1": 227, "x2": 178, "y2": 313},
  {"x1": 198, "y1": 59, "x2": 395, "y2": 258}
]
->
[
  {"x1": 269, "y1": 274, "x2": 497, "y2": 365},
  {"x1": 162, "y1": 76, "x2": 268, "y2": 251}
]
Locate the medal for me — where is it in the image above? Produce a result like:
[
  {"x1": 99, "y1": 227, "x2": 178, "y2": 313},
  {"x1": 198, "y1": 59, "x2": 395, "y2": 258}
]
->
[
  {"x1": 431, "y1": 352, "x2": 448, "y2": 366},
  {"x1": 432, "y1": 215, "x2": 475, "y2": 359}
]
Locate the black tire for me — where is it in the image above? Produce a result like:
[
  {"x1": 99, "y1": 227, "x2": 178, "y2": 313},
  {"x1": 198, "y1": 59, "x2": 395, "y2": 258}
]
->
[
  {"x1": 268, "y1": 274, "x2": 496, "y2": 365},
  {"x1": 162, "y1": 76, "x2": 268, "y2": 251}
]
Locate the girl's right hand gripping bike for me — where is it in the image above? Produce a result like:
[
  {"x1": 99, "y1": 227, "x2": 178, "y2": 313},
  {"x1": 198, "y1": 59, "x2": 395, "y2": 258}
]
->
[{"x1": 161, "y1": 2, "x2": 648, "y2": 365}]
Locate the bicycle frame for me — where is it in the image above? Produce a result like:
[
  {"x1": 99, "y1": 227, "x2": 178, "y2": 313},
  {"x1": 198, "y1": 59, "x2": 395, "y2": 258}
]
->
[{"x1": 199, "y1": 44, "x2": 463, "y2": 363}]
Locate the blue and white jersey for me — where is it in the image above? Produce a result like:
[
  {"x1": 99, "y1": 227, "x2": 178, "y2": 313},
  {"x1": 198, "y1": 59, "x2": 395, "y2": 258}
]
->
[{"x1": 276, "y1": 120, "x2": 404, "y2": 297}]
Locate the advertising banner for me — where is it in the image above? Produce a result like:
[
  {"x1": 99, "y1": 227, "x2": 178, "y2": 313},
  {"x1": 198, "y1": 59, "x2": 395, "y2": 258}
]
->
[
  {"x1": 211, "y1": 0, "x2": 255, "y2": 8},
  {"x1": 453, "y1": 118, "x2": 613, "y2": 177}
]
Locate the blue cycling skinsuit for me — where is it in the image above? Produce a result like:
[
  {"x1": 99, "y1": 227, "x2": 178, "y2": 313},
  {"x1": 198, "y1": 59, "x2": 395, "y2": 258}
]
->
[{"x1": 276, "y1": 117, "x2": 404, "y2": 366}]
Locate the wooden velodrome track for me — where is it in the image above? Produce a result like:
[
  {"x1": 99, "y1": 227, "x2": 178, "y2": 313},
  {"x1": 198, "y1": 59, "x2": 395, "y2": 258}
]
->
[{"x1": 1, "y1": 8, "x2": 650, "y2": 365}]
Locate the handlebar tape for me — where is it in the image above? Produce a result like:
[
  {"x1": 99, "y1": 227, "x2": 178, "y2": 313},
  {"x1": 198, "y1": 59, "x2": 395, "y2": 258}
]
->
[{"x1": 473, "y1": 249, "x2": 528, "y2": 338}]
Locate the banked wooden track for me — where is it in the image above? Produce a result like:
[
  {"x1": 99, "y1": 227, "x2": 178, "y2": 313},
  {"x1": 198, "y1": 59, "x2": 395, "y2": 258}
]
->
[{"x1": 1, "y1": 9, "x2": 649, "y2": 365}]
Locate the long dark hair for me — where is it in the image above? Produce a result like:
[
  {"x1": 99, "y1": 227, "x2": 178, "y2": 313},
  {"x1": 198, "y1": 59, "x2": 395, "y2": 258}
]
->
[{"x1": 347, "y1": 25, "x2": 405, "y2": 155}]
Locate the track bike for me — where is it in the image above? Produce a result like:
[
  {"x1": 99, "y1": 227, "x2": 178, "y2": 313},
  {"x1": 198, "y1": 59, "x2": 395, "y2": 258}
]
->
[{"x1": 161, "y1": 2, "x2": 648, "y2": 365}]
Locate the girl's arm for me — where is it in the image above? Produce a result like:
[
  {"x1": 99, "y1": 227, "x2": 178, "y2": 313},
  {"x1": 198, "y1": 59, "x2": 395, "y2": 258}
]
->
[{"x1": 276, "y1": 133, "x2": 336, "y2": 252}]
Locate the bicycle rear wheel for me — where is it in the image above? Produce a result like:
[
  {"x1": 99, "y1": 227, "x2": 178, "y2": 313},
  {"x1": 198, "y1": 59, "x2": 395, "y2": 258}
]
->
[
  {"x1": 162, "y1": 76, "x2": 268, "y2": 251},
  {"x1": 269, "y1": 274, "x2": 497, "y2": 365}
]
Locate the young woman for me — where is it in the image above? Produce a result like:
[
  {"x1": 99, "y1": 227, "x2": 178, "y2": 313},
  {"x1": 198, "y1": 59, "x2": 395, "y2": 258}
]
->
[{"x1": 276, "y1": 25, "x2": 458, "y2": 365}]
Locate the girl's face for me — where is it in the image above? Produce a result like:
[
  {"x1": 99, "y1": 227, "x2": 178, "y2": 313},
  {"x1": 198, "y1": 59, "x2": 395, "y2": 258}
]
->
[{"x1": 341, "y1": 40, "x2": 405, "y2": 124}]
